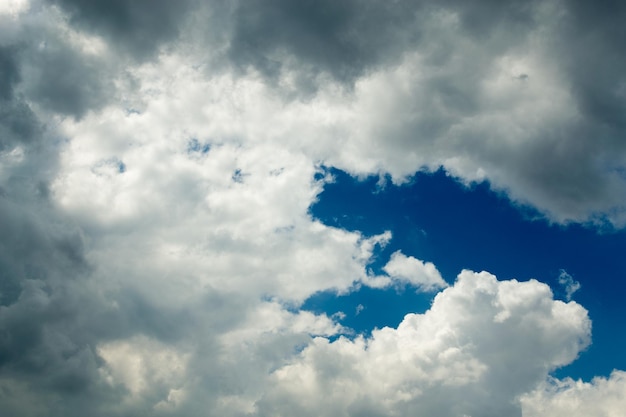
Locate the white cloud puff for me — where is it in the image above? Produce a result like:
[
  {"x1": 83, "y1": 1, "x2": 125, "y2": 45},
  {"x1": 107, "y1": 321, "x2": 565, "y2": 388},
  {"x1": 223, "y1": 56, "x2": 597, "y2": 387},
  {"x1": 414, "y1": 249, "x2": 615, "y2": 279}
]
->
[
  {"x1": 257, "y1": 270, "x2": 591, "y2": 417},
  {"x1": 97, "y1": 335, "x2": 189, "y2": 400},
  {"x1": 558, "y1": 269, "x2": 581, "y2": 301},
  {"x1": 382, "y1": 250, "x2": 448, "y2": 291},
  {"x1": 521, "y1": 370, "x2": 626, "y2": 417}
]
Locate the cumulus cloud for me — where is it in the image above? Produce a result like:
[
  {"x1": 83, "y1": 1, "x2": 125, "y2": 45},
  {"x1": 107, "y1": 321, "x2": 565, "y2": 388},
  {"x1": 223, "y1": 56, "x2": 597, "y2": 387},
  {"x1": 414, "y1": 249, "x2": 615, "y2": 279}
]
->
[
  {"x1": 226, "y1": 0, "x2": 418, "y2": 86},
  {"x1": 4, "y1": 0, "x2": 626, "y2": 224},
  {"x1": 215, "y1": 0, "x2": 626, "y2": 226},
  {"x1": 48, "y1": 0, "x2": 195, "y2": 60},
  {"x1": 521, "y1": 370, "x2": 626, "y2": 417},
  {"x1": 1, "y1": 0, "x2": 625, "y2": 416},
  {"x1": 380, "y1": 250, "x2": 448, "y2": 291},
  {"x1": 257, "y1": 271, "x2": 591, "y2": 417}
]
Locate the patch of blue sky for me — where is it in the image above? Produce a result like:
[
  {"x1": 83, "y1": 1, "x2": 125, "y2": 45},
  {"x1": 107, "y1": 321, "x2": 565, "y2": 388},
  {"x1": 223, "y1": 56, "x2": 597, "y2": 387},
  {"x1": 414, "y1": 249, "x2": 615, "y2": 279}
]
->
[
  {"x1": 232, "y1": 169, "x2": 248, "y2": 183},
  {"x1": 306, "y1": 167, "x2": 626, "y2": 382},
  {"x1": 187, "y1": 137, "x2": 211, "y2": 154}
]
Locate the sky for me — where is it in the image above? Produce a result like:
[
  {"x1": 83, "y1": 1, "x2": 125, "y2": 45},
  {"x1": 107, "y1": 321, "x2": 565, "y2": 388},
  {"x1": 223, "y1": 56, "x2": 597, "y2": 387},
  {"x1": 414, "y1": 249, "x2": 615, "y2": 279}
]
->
[{"x1": 1, "y1": 0, "x2": 626, "y2": 416}]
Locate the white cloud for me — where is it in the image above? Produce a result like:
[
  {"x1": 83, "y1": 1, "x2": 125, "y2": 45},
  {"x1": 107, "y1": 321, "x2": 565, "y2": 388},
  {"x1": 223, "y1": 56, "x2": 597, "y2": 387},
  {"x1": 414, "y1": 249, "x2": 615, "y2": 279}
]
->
[
  {"x1": 558, "y1": 269, "x2": 581, "y2": 301},
  {"x1": 219, "y1": 301, "x2": 343, "y2": 348},
  {"x1": 382, "y1": 250, "x2": 448, "y2": 291},
  {"x1": 257, "y1": 270, "x2": 591, "y2": 417},
  {"x1": 97, "y1": 335, "x2": 189, "y2": 400},
  {"x1": 0, "y1": 0, "x2": 29, "y2": 18},
  {"x1": 521, "y1": 370, "x2": 626, "y2": 417}
]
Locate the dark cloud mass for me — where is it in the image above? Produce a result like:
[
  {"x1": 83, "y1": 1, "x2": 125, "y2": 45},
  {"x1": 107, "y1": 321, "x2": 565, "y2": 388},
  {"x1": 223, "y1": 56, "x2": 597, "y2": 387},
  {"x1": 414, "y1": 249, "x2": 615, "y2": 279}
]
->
[
  {"x1": 564, "y1": 1, "x2": 626, "y2": 129},
  {"x1": 0, "y1": 45, "x2": 40, "y2": 150},
  {"x1": 0, "y1": 45, "x2": 21, "y2": 100},
  {"x1": 49, "y1": 0, "x2": 194, "y2": 59},
  {"x1": 0, "y1": 194, "x2": 109, "y2": 414},
  {"x1": 228, "y1": 0, "x2": 418, "y2": 83},
  {"x1": 227, "y1": 0, "x2": 539, "y2": 85},
  {"x1": 0, "y1": 97, "x2": 40, "y2": 150},
  {"x1": 21, "y1": 37, "x2": 114, "y2": 118},
  {"x1": 217, "y1": 0, "x2": 624, "y2": 224}
]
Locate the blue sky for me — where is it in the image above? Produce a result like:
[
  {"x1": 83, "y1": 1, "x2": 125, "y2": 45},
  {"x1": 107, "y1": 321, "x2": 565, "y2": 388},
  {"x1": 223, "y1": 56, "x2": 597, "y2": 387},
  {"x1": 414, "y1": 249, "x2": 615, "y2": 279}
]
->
[
  {"x1": 306, "y1": 168, "x2": 626, "y2": 381},
  {"x1": 2, "y1": 1, "x2": 626, "y2": 416}
]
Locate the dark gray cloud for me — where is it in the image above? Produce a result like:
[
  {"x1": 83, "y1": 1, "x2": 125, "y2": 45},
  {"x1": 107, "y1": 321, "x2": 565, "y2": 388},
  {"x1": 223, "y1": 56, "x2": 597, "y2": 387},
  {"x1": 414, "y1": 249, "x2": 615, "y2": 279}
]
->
[
  {"x1": 471, "y1": 0, "x2": 626, "y2": 224},
  {"x1": 1, "y1": 10, "x2": 120, "y2": 121},
  {"x1": 0, "y1": 45, "x2": 40, "y2": 150},
  {"x1": 49, "y1": 0, "x2": 195, "y2": 59},
  {"x1": 225, "y1": 0, "x2": 540, "y2": 87},
  {"x1": 562, "y1": 1, "x2": 626, "y2": 129},
  {"x1": 21, "y1": 39, "x2": 114, "y2": 118},
  {"x1": 228, "y1": 0, "x2": 418, "y2": 83},
  {"x1": 0, "y1": 45, "x2": 21, "y2": 100},
  {"x1": 0, "y1": 189, "x2": 223, "y2": 416},
  {"x1": 0, "y1": 97, "x2": 41, "y2": 151},
  {"x1": 0, "y1": 191, "x2": 114, "y2": 415},
  {"x1": 224, "y1": 0, "x2": 624, "y2": 225}
]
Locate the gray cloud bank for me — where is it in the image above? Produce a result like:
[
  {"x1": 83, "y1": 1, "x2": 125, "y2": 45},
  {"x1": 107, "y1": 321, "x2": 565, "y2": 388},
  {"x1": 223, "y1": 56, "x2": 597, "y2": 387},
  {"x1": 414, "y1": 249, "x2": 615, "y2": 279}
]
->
[
  {"x1": 12, "y1": 0, "x2": 622, "y2": 225},
  {"x1": 1, "y1": 0, "x2": 626, "y2": 416}
]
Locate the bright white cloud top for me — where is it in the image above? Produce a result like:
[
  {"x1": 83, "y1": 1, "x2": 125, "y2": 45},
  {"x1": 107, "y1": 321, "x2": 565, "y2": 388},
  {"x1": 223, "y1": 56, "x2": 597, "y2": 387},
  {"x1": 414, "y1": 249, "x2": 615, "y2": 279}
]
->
[
  {"x1": 1, "y1": 0, "x2": 626, "y2": 416},
  {"x1": 382, "y1": 250, "x2": 447, "y2": 291},
  {"x1": 260, "y1": 271, "x2": 591, "y2": 417}
]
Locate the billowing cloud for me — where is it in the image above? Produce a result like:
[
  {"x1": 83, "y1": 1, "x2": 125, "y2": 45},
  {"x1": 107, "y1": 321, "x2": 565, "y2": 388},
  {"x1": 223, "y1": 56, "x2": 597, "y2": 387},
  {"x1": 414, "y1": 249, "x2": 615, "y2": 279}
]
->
[
  {"x1": 257, "y1": 270, "x2": 591, "y2": 417},
  {"x1": 4, "y1": 0, "x2": 626, "y2": 224},
  {"x1": 1, "y1": 0, "x2": 625, "y2": 416},
  {"x1": 48, "y1": 0, "x2": 195, "y2": 59},
  {"x1": 521, "y1": 370, "x2": 626, "y2": 417},
  {"x1": 218, "y1": 0, "x2": 626, "y2": 226}
]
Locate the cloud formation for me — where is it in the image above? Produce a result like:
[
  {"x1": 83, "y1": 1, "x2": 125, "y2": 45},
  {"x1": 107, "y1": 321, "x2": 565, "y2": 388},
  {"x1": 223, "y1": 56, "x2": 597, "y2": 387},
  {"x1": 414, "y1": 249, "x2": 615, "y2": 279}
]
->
[
  {"x1": 381, "y1": 250, "x2": 447, "y2": 291},
  {"x1": 558, "y1": 269, "x2": 581, "y2": 301},
  {"x1": 220, "y1": 0, "x2": 626, "y2": 226},
  {"x1": 3, "y1": 0, "x2": 626, "y2": 224},
  {"x1": 1, "y1": 0, "x2": 625, "y2": 415},
  {"x1": 521, "y1": 371, "x2": 626, "y2": 417},
  {"x1": 259, "y1": 271, "x2": 591, "y2": 417}
]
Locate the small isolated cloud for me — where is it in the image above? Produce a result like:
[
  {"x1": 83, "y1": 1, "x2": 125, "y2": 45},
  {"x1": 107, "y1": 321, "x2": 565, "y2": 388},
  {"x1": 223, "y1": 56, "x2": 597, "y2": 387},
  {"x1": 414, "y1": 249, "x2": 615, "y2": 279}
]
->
[
  {"x1": 331, "y1": 311, "x2": 346, "y2": 321},
  {"x1": 355, "y1": 304, "x2": 364, "y2": 315},
  {"x1": 382, "y1": 250, "x2": 448, "y2": 292},
  {"x1": 559, "y1": 269, "x2": 581, "y2": 301}
]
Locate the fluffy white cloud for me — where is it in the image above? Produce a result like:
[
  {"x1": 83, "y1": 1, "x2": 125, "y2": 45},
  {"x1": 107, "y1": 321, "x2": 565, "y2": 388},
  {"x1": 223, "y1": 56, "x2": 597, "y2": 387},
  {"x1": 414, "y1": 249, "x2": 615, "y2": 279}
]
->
[
  {"x1": 257, "y1": 270, "x2": 591, "y2": 417},
  {"x1": 382, "y1": 250, "x2": 448, "y2": 291},
  {"x1": 521, "y1": 370, "x2": 626, "y2": 417},
  {"x1": 97, "y1": 335, "x2": 189, "y2": 402},
  {"x1": 0, "y1": 0, "x2": 29, "y2": 17}
]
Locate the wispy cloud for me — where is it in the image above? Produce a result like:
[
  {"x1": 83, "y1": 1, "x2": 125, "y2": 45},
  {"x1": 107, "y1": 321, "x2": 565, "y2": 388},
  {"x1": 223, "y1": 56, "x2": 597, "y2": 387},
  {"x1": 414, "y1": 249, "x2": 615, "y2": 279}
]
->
[{"x1": 559, "y1": 269, "x2": 582, "y2": 301}]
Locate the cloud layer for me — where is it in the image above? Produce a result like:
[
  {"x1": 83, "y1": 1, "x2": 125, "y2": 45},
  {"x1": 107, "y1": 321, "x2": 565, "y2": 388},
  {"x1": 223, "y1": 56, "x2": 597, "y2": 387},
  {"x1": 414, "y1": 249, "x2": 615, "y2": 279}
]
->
[
  {"x1": 3, "y1": 0, "x2": 626, "y2": 224},
  {"x1": 1, "y1": 0, "x2": 626, "y2": 415}
]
